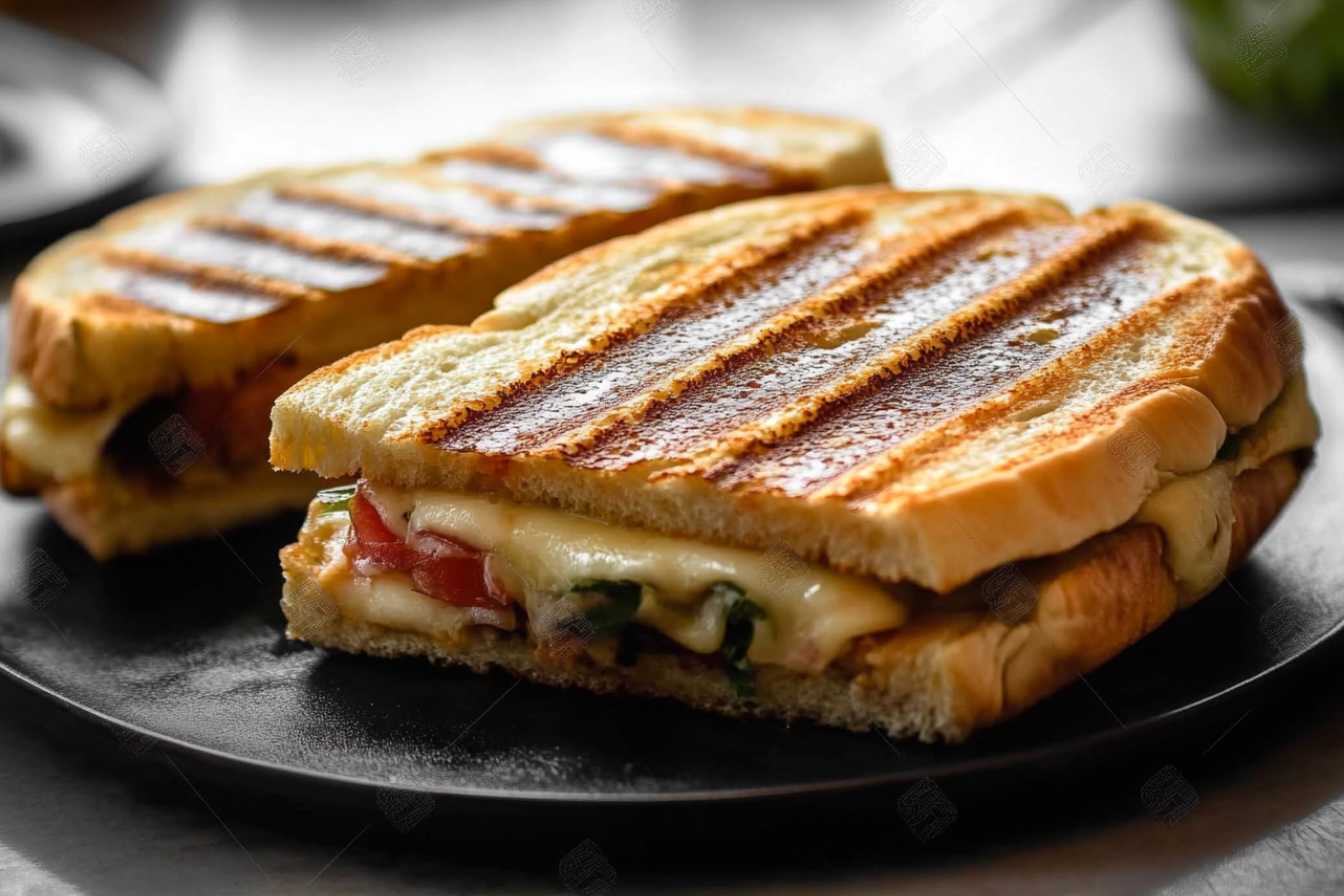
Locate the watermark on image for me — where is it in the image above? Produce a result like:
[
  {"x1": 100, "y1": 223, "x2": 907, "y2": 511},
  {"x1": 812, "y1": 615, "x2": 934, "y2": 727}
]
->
[
  {"x1": 894, "y1": 0, "x2": 940, "y2": 26},
  {"x1": 1235, "y1": 20, "x2": 1288, "y2": 78},
  {"x1": 980, "y1": 562, "x2": 1037, "y2": 625},
  {"x1": 762, "y1": 544, "x2": 809, "y2": 592},
  {"x1": 1268, "y1": 313, "x2": 1304, "y2": 372},
  {"x1": 1077, "y1": 142, "x2": 1134, "y2": 195},
  {"x1": 285, "y1": 576, "x2": 341, "y2": 628},
  {"x1": 148, "y1": 414, "x2": 206, "y2": 476},
  {"x1": 1140, "y1": 764, "x2": 1199, "y2": 823},
  {"x1": 1106, "y1": 419, "x2": 1161, "y2": 481},
  {"x1": 624, "y1": 0, "x2": 678, "y2": 35},
  {"x1": 78, "y1": 128, "x2": 132, "y2": 184},
  {"x1": 331, "y1": 25, "x2": 388, "y2": 86},
  {"x1": 897, "y1": 776, "x2": 958, "y2": 843},
  {"x1": 1258, "y1": 596, "x2": 1307, "y2": 651},
  {"x1": 890, "y1": 130, "x2": 947, "y2": 188},
  {"x1": 375, "y1": 788, "x2": 436, "y2": 834},
  {"x1": 558, "y1": 838, "x2": 618, "y2": 896},
  {"x1": 14, "y1": 548, "x2": 69, "y2": 611}
]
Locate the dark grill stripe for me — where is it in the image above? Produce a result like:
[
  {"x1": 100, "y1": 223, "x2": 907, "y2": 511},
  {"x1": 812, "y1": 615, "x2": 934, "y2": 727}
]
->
[
  {"x1": 434, "y1": 220, "x2": 873, "y2": 454},
  {"x1": 231, "y1": 190, "x2": 474, "y2": 262},
  {"x1": 708, "y1": 236, "x2": 1164, "y2": 497},
  {"x1": 570, "y1": 222, "x2": 1089, "y2": 470}
]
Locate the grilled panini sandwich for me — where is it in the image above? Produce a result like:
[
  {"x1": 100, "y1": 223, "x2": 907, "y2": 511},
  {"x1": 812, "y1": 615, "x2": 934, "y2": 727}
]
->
[
  {"x1": 1, "y1": 108, "x2": 886, "y2": 558},
  {"x1": 271, "y1": 187, "x2": 1318, "y2": 741}
]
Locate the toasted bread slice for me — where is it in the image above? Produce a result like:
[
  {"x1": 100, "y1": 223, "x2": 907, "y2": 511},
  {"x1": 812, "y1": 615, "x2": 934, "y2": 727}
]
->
[
  {"x1": 11, "y1": 107, "x2": 885, "y2": 413},
  {"x1": 2, "y1": 107, "x2": 886, "y2": 557},
  {"x1": 280, "y1": 451, "x2": 1305, "y2": 742},
  {"x1": 271, "y1": 187, "x2": 1317, "y2": 594}
]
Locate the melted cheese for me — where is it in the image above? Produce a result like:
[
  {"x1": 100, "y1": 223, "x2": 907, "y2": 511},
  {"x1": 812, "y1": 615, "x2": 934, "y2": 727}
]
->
[
  {"x1": 353, "y1": 485, "x2": 912, "y2": 673},
  {"x1": 306, "y1": 509, "x2": 514, "y2": 637},
  {"x1": 1, "y1": 377, "x2": 128, "y2": 481},
  {"x1": 1135, "y1": 463, "x2": 1234, "y2": 599},
  {"x1": 1134, "y1": 371, "x2": 1317, "y2": 601}
]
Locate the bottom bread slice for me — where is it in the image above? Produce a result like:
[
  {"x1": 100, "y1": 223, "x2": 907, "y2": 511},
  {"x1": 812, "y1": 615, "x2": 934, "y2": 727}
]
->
[
  {"x1": 46, "y1": 464, "x2": 324, "y2": 559},
  {"x1": 280, "y1": 453, "x2": 1304, "y2": 742}
]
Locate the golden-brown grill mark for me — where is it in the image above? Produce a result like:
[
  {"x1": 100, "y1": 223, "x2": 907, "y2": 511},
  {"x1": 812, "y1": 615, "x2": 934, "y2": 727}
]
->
[
  {"x1": 90, "y1": 268, "x2": 297, "y2": 324},
  {"x1": 274, "y1": 183, "x2": 497, "y2": 238},
  {"x1": 840, "y1": 273, "x2": 1257, "y2": 507},
  {"x1": 588, "y1": 121, "x2": 796, "y2": 187},
  {"x1": 73, "y1": 125, "x2": 818, "y2": 327},
  {"x1": 422, "y1": 143, "x2": 546, "y2": 169},
  {"x1": 230, "y1": 190, "x2": 476, "y2": 263},
  {"x1": 196, "y1": 215, "x2": 426, "y2": 268},
  {"x1": 570, "y1": 217, "x2": 1093, "y2": 470},
  {"x1": 704, "y1": 226, "x2": 1162, "y2": 498},
  {"x1": 98, "y1": 245, "x2": 318, "y2": 303},
  {"x1": 425, "y1": 207, "x2": 872, "y2": 450},
  {"x1": 542, "y1": 206, "x2": 1041, "y2": 460}
]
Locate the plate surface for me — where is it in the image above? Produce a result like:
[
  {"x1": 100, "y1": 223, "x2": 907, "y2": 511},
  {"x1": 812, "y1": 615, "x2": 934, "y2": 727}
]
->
[
  {"x1": 0, "y1": 18, "x2": 171, "y2": 236},
  {"x1": 0, "y1": 306, "x2": 1340, "y2": 805}
]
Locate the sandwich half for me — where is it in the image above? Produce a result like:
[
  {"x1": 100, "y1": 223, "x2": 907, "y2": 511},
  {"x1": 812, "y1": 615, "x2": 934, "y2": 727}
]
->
[
  {"x1": 271, "y1": 187, "x2": 1318, "y2": 741},
  {"x1": 1, "y1": 107, "x2": 886, "y2": 557}
]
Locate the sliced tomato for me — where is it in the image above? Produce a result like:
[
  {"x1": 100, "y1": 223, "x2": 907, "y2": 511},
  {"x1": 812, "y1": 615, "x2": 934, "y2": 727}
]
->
[
  {"x1": 345, "y1": 487, "x2": 511, "y2": 609},
  {"x1": 345, "y1": 491, "x2": 417, "y2": 572}
]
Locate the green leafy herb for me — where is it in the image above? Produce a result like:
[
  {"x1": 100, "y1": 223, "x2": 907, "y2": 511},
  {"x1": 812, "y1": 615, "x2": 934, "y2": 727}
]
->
[
  {"x1": 569, "y1": 579, "x2": 642, "y2": 636},
  {"x1": 715, "y1": 583, "x2": 765, "y2": 699},
  {"x1": 314, "y1": 483, "x2": 358, "y2": 513}
]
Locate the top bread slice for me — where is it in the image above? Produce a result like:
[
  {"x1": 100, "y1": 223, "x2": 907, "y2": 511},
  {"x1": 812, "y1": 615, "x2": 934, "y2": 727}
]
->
[
  {"x1": 10, "y1": 107, "x2": 886, "y2": 412},
  {"x1": 271, "y1": 187, "x2": 1318, "y2": 593}
]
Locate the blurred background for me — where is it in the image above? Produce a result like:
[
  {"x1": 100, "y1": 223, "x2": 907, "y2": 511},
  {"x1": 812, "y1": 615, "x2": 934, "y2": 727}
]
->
[
  {"x1": 2, "y1": 0, "x2": 1342, "y2": 304},
  {"x1": 1, "y1": 1, "x2": 1342, "y2": 218}
]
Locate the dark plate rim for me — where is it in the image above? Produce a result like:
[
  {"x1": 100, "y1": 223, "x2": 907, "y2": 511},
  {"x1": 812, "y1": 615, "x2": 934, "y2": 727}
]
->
[{"x1": 1, "y1": 604, "x2": 1340, "y2": 805}]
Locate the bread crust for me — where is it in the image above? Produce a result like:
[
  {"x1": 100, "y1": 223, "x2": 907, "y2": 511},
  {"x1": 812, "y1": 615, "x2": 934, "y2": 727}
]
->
[
  {"x1": 280, "y1": 452, "x2": 1304, "y2": 741},
  {"x1": 271, "y1": 190, "x2": 1316, "y2": 593},
  {"x1": 44, "y1": 466, "x2": 322, "y2": 560}
]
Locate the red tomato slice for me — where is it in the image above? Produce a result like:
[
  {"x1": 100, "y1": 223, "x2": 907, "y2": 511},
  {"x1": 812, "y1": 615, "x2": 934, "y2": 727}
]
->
[
  {"x1": 408, "y1": 531, "x2": 508, "y2": 609},
  {"x1": 345, "y1": 491, "x2": 418, "y2": 572},
  {"x1": 345, "y1": 488, "x2": 510, "y2": 609}
]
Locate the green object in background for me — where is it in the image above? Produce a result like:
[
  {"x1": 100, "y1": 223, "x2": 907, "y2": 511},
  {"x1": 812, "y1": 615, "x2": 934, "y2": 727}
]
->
[{"x1": 1178, "y1": 0, "x2": 1344, "y2": 132}]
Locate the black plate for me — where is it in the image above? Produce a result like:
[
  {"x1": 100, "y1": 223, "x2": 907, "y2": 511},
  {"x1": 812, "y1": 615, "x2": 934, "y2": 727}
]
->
[{"x1": 0, "y1": 306, "x2": 1341, "y2": 806}]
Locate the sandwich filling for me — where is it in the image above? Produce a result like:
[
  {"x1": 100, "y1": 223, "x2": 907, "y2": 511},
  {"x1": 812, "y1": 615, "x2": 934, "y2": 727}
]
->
[
  {"x1": 301, "y1": 481, "x2": 911, "y2": 688},
  {"x1": 2, "y1": 362, "x2": 302, "y2": 490},
  {"x1": 293, "y1": 373, "x2": 1316, "y2": 692}
]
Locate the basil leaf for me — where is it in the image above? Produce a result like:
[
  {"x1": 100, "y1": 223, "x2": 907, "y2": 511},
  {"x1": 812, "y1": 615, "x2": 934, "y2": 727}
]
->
[
  {"x1": 718, "y1": 590, "x2": 766, "y2": 699},
  {"x1": 315, "y1": 483, "x2": 357, "y2": 513},
  {"x1": 570, "y1": 579, "x2": 642, "y2": 635}
]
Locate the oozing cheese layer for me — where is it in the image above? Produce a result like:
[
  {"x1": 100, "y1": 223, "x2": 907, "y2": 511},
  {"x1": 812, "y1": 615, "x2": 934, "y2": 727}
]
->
[
  {"x1": 1, "y1": 377, "x2": 129, "y2": 481},
  {"x1": 332, "y1": 485, "x2": 911, "y2": 673},
  {"x1": 305, "y1": 373, "x2": 1315, "y2": 669},
  {"x1": 1135, "y1": 371, "x2": 1317, "y2": 600}
]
